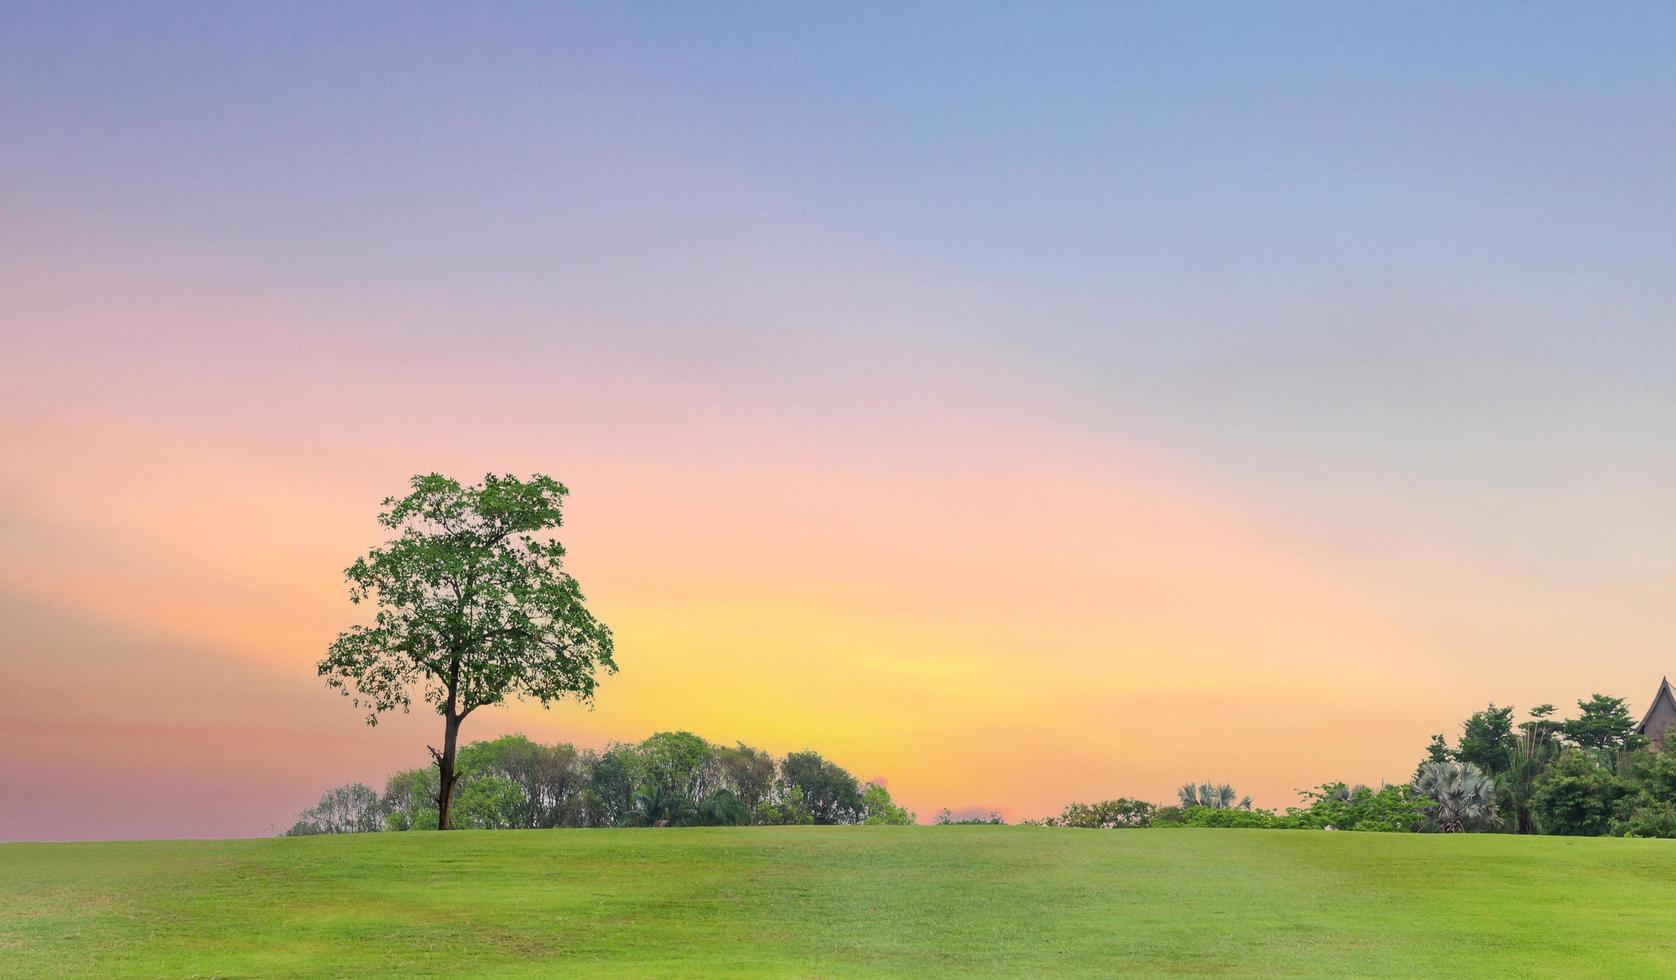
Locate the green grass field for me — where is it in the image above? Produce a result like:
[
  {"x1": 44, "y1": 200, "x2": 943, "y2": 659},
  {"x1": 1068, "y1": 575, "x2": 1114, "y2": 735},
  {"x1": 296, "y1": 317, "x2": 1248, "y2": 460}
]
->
[{"x1": 4, "y1": 827, "x2": 1675, "y2": 977}]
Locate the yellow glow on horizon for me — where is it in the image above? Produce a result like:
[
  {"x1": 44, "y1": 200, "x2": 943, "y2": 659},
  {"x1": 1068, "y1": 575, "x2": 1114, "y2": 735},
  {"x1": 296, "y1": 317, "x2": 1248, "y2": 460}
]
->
[{"x1": 3, "y1": 406, "x2": 1438, "y2": 819}]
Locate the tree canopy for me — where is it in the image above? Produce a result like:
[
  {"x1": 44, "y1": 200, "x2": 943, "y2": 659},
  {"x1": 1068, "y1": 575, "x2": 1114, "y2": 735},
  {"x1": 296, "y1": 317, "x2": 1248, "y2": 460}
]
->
[
  {"x1": 781, "y1": 751, "x2": 865, "y2": 824},
  {"x1": 1454, "y1": 704, "x2": 1516, "y2": 775},
  {"x1": 1560, "y1": 694, "x2": 1645, "y2": 752},
  {"x1": 318, "y1": 473, "x2": 615, "y2": 828}
]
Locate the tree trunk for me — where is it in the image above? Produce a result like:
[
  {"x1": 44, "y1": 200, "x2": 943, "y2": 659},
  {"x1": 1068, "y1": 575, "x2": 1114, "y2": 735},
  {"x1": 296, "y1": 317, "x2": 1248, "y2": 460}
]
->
[{"x1": 437, "y1": 711, "x2": 463, "y2": 830}]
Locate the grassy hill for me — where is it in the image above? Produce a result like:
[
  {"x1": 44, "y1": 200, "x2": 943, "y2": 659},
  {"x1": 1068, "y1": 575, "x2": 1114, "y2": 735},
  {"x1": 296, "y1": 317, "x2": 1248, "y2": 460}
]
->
[{"x1": 4, "y1": 827, "x2": 1675, "y2": 976}]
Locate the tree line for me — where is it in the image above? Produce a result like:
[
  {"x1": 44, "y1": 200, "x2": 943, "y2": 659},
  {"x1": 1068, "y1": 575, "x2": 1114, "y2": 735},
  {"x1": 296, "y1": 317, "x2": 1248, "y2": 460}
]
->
[
  {"x1": 292, "y1": 693, "x2": 1674, "y2": 836},
  {"x1": 1022, "y1": 781, "x2": 1426, "y2": 831},
  {"x1": 313, "y1": 475, "x2": 1671, "y2": 839},
  {"x1": 286, "y1": 731, "x2": 914, "y2": 835},
  {"x1": 1405, "y1": 693, "x2": 1674, "y2": 837},
  {"x1": 1035, "y1": 693, "x2": 1676, "y2": 836}
]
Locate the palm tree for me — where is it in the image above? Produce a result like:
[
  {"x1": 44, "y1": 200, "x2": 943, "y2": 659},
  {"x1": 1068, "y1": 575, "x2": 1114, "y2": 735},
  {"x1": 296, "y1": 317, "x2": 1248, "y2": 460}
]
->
[
  {"x1": 1321, "y1": 783, "x2": 1370, "y2": 804},
  {"x1": 1412, "y1": 761, "x2": 1498, "y2": 833},
  {"x1": 1502, "y1": 726, "x2": 1560, "y2": 834},
  {"x1": 1177, "y1": 782, "x2": 1252, "y2": 810},
  {"x1": 697, "y1": 788, "x2": 751, "y2": 826},
  {"x1": 623, "y1": 784, "x2": 696, "y2": 828}
]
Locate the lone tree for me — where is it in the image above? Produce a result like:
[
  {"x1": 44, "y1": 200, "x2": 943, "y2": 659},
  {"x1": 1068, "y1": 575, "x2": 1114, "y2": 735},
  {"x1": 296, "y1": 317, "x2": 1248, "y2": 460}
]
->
[{"x1": 319, "y1": 473, "x2": 615, "y2": 829}]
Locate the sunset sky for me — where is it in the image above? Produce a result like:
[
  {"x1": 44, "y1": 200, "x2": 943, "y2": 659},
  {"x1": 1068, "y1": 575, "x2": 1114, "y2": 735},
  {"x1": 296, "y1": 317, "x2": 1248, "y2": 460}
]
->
[{"x1": 5, "y1": 3, "x2": 1676, "y2": 840}]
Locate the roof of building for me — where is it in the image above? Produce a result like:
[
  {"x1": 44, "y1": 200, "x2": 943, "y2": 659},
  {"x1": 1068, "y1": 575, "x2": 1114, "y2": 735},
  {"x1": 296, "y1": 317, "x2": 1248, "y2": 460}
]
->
[{"x1": 1637, "y1": 676, "x2": 1676, "y2": 734}]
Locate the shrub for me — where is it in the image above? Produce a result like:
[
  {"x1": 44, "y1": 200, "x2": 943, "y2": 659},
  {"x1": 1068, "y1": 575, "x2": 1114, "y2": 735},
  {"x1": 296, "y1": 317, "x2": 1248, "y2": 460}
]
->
[
  {"x1": 1621, "y1": 799, "x2": 1676, "y2": 839},
  {"x1": 1182, "y1": 805, "x2": 1280, "y2": 828},
  {"x1": 1532, "y1": 750, "x2": 1623, "y2": 836},
  {"x1": 1287, "y1": 783, "x2": 1424, "y2": 832},
  {"x1": 1048, "y1": 798, "x2": 1157, "y2": 828}
]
